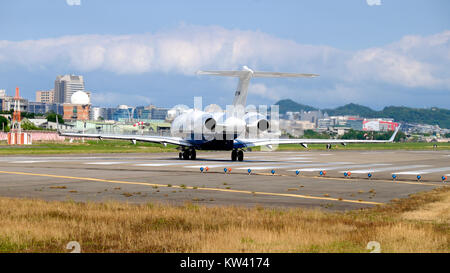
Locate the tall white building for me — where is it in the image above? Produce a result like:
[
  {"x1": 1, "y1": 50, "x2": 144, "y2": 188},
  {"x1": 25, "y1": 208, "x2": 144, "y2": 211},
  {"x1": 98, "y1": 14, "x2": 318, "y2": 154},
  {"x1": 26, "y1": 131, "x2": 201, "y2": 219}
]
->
[{"x1": 54, "y1": 75, "x2": 85, "y2": 103}]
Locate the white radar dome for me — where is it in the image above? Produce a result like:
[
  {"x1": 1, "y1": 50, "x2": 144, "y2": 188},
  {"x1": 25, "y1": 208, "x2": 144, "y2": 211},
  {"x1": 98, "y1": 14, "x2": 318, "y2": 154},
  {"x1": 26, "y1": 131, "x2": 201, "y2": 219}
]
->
[{"x1": 70, "y1": 91, "x2": 90, "y2": 105}]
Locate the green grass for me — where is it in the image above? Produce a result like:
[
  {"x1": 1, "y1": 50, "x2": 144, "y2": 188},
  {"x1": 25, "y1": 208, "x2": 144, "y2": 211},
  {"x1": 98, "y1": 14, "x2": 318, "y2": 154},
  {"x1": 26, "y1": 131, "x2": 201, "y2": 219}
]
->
[{"x1": 0, "y1": 140, "x2": 177, "y2": 155}]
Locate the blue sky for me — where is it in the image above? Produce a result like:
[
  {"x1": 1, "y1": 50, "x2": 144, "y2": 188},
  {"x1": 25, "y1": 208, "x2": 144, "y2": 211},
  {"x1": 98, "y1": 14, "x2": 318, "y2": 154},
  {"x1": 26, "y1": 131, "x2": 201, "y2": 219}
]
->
[{"x1": 0, "y1": 0, "x2": 449, "y2": 109}]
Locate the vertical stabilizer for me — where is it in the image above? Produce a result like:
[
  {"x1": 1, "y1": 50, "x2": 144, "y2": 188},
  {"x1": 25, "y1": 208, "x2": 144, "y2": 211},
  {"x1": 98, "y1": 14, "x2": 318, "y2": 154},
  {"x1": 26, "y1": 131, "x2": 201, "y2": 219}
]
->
[{"x1": 232, "y1": 66, "x2": 253, "y2": 107}]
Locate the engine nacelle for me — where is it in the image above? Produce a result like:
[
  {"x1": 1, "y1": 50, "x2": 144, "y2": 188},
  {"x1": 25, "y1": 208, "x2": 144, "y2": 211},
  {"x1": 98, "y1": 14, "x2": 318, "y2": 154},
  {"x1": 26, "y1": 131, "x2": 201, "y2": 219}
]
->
[
  {"x1": 244, "y1": 112, "x2": 270, "y2": 134},
  {"x1": 171, "y1": 110, "x2": 216, "y2": 137}
]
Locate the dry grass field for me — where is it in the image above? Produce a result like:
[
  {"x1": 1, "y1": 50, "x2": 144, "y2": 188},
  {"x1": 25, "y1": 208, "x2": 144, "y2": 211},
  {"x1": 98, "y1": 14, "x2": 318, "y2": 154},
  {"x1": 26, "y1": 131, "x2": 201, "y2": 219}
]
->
[{"x1": 0, "y1": 187, "x2": 448, "y2": 253}]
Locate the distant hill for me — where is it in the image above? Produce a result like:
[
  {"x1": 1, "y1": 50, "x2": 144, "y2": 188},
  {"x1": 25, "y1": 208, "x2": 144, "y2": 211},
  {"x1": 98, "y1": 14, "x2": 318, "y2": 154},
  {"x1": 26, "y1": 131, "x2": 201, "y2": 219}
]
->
[
  {"x1": 274, "y1": 99, "x2": 317, "y2": 113},
  {"x1": 275, "y1": 100, "x2": 450, "y2": 129},
  {"x1": 323, "y1": 103, "x2": 376, "y2": 117},
  {"x1": 377, "y1": 106, "x2": 450, "y2": 129}
]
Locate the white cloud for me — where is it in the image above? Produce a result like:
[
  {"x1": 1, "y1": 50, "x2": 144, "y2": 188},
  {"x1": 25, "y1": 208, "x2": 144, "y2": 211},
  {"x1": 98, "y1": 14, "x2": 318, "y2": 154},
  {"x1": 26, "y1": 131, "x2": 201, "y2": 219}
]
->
[
  {"x1": 0, "y1": 25, "x2": 448, "y2": 92},
  {"x1": 366, "y1": 0, "x2": 381, "y2": 6},
  {"x1": 0, "y1": 25, "x2": 339, "y2": 76},
  {"x1": 248, "y1": 83, "x2": 281, "y2": 101},
  {"x1": 347, "y1": 31, "x2": 450, "y2": 88},
  {"x1": 66, "y1": 0, "x2": 81, "y2": 6},
  {"x1": 92, "y1": 91, "x2": 153, "y2": 106}
]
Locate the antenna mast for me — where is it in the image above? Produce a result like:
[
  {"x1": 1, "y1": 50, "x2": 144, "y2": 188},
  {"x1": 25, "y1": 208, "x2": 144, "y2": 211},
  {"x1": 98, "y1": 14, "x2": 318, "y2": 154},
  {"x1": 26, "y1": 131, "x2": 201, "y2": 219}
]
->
[{"x1": 11, "y1": 87, "x2": 22, "y2": 133}]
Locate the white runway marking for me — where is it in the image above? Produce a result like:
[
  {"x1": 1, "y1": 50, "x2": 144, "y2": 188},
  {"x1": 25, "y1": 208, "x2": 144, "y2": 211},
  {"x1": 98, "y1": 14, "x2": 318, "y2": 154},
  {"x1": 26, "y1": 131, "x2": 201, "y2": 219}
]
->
[
  {"x1": 288, "y1": 160, "x2": 314, "y2": 163},
  {"x1": 293, "y1": 163, "x2": 389, "y2": 172},
  {"x1": 395, "y1": 167, "x2": 450, "y2": 175},
  {"x1": 238, "y1": 162, "x2": 356, "y2": 171},
  {"x1": 184, "y1": 164, "x2": 232, "y2": 169},
  {"x1": 85, "y1": 162, "x2": 127, "y2": 165},
  {"x1": 9, "y1": 160, "x2": 52, "y2": 164},
  {"x1": 236, "y1": 165, "x2": 297, "y2": 170},
  {"x1": 360, "y1": 151, "x2": 395, "y2": 155},
  {"x1": 136, "y1": 162, "x2": 189, "y2": 167},
  {"x1": 342, "y1": 165, "x2": 429, "y2": 174}
]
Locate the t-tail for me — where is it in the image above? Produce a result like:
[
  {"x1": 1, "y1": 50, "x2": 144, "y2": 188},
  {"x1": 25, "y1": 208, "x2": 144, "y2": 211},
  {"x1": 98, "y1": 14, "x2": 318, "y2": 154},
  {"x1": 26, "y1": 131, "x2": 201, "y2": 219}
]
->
[{"x1": 197, "y1": 66, "x2": 319, "y2": 107}]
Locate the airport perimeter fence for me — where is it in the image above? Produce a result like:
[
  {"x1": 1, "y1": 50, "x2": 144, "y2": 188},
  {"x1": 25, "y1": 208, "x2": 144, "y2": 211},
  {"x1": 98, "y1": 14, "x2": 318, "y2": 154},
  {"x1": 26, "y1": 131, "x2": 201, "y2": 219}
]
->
[{"x1": 0, "y1": 131, "x2": 66, "y2": 143}]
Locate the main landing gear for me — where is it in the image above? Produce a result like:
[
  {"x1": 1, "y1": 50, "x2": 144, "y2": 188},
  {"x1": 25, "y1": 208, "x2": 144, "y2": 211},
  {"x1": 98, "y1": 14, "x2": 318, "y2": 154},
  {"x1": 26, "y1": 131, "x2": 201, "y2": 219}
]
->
[
  {"x1": 231, "y1": 150, "x2": 244, "y2": 161},
  {"x1": 179, "y1": 149, "x2": 196, "y2": 160}
]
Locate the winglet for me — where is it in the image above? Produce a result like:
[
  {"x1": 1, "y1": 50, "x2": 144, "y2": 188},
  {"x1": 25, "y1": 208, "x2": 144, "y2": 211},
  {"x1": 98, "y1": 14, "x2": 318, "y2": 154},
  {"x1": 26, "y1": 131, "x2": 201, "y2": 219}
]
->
[{"x1": 388, "y1": 125, "x2": 401, "y2": 142}]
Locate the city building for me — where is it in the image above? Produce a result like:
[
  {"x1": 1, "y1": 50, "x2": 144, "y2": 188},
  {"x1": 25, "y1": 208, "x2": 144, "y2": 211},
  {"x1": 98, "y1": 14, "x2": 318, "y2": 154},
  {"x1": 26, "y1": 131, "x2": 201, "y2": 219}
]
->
[
  {"x1": 62, "y1": 91, "x2": 91, "y2": 121},
  {"x1": 279, "y1": 119, "x2": 315, "y2": 137},
  {"x1": 317, "y1": 116, "x2": 399, "y2": 132},
  {"x1": 0, "y1": 89, "x2": 5, "y2": 111},
  {"x1": 36, "y1": 90, "x2": 55, "y2": 103},
  {"x1": 0, "y1": 89, "x2": 28, "y2": 112},
  {"x1": 90, "y1": 107, "x2": 102, "y2": 121},
  {"x1": 28, "y1": 102, "x2": 64, "y2": 115},
  {"x1": 150, "y1": 106, "x2": 169, "y2": 121},
  {"x1": 54, "y1": 75, "x2": 85, "y2": 103},
  {"x1": 285, "y1": 110, "x2": 327, "y2": 127},
  {"x1": 134, "y1": 106, "x2": 152, "y2": 120},
  {"x1": 113, "y1": 105, "x2": 134, "y2": 122},
  {"x1": 67, "y1": 120, "x2": 171, "y2": 135},
  {"x1": 346, "y1": 117, "x2": 364, "y2": 130},
  {"x1": 362, "y1": 119, "x2": 398, "y2": 131},
  {"x1": 110, "y1": 105, "x2": 169, "y2": 122}
]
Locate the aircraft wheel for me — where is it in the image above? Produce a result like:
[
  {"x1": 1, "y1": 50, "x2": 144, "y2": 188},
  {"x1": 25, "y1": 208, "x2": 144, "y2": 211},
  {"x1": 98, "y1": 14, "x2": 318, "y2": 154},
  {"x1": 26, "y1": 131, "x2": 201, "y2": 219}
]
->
[
  {"x1": 231, "y1": 150, "x2": 237, "y2": 161},
  {"x1": 183, "y1": 150, "x2": 190, "y2": 160},
  {"x1": 190, "y1": 149, "x2": 196, "y2": 160},
  {"x1": 237, "y1": 150, "x2": 244, "y2": 161}
]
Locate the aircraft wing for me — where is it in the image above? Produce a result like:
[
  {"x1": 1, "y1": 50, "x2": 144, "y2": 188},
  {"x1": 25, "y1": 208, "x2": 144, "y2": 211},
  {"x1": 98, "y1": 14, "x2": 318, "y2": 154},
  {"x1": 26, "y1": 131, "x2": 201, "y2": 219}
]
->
[
  {"x1": 59, "y1": 132, "x2": 193, "y2": 147},
  {"x1": 234, "y1": 127, "x2": 400, "y2": 148}
]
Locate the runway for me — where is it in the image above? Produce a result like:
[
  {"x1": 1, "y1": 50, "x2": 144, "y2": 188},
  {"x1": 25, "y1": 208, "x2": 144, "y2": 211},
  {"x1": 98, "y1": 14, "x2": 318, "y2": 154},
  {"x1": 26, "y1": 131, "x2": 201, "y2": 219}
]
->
[{"x1": 0, "y1": 150, "x2": 448, "y2": 210}]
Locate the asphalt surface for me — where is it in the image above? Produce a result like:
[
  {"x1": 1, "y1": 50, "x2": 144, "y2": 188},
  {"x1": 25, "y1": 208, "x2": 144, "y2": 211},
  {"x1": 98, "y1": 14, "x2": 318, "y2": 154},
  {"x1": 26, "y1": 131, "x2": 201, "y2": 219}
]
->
[{"x1": 0, "y1": 150, "x2": 448, "y2": 210}]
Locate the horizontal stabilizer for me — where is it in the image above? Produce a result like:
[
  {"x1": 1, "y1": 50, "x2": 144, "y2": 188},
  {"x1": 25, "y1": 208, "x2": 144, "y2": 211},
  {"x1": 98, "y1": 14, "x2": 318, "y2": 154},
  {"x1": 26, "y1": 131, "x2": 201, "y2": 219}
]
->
[
  {"x1": 253, "y1": 72, "x2": 319, "y2": 78},
  {"x1": 197, "y1": 70, "x2": 247, "y2": 77},
  {"x1": 197, "y1": 66, "x2": 318, "y2": 107},
  {"x1": 197, "y1": 70, "x2": 319, "y2": 78}
]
